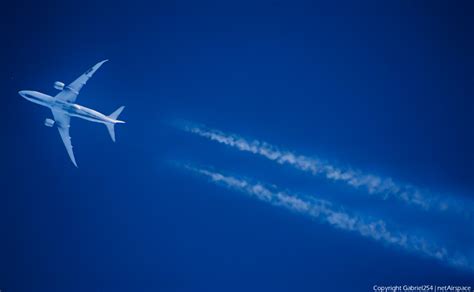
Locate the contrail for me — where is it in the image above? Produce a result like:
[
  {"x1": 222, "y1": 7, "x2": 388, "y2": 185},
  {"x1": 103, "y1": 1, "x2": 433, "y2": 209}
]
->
[
  {"x1": 177, "y1": 122, "x2": 472, "y2": 216},
  {"x1": 181, "y1": 164, "x2": 473, "y2": 272}
]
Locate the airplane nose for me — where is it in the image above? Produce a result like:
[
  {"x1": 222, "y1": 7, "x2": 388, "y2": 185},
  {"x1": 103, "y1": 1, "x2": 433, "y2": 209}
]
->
[{"x1": 18, "y1": 90, "x2": 33, "y2": 100}]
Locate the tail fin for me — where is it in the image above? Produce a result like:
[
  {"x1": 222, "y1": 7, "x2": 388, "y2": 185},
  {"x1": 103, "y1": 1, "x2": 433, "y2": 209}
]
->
[
  {"x1": 109, "y1": 106, "x2": 125, "y2": 121},
  {"x1": 106, "y1": 106, "x2": 125, "y2": 142}
]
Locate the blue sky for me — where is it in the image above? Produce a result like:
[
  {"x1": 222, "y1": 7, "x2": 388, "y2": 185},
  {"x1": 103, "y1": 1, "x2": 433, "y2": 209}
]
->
[{"x1": 1, "y1": 0, "x2": 473, "y2": 291}]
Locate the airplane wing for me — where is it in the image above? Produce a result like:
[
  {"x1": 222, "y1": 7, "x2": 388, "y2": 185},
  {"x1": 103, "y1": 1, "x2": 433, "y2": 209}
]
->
[
  {"x1": 54, "y1": 59, "x2": 108, "y2": 103},
  {"x1": 52, "y1": 109, "x2": 77, "y2": 167}
]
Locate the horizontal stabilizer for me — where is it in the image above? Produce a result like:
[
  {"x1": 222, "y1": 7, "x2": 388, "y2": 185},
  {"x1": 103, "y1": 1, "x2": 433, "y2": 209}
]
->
[
  {"x1": 109, "y1": 106, "x2": 125, "y2": 121},
  {"x1": 106, "y1": 123, "x2": 117, "y2": 142},
  {"x1": 106, "y1": 106, "x2": 125, "y2": 142}
]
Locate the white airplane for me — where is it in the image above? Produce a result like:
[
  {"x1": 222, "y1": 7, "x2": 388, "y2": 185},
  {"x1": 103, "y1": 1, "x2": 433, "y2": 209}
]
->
[{"x1": 19, "y1": 60, "x2": 125, "y2": 167}]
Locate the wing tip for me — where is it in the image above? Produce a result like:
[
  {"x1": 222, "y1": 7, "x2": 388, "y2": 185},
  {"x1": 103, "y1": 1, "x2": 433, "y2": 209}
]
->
[
  {"x1": 71, "y1": 156, "x2": 78, "y2": 168},
  {"x1": 70, "y1": 156, "x2": 78, "y2": 168}
]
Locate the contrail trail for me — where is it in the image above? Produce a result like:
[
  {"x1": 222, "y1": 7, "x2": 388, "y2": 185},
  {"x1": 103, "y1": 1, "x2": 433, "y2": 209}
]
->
[
  {"x1": 180, "y1": 164, "x2": 473, "y2": 272},
  {"x1": 177, "y1": 122, "x2": 472, "y2": 216}
]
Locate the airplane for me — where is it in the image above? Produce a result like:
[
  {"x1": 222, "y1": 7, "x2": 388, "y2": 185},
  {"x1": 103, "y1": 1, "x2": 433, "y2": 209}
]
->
[{"x1": 19, "y1": 60, "x2": 125, "y2": 167}]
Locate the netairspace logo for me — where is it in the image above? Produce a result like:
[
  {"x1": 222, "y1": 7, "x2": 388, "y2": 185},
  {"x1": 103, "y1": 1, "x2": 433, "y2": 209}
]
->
[{"x1": 373, "y1": 285, "x2": 472, "y2": 292}]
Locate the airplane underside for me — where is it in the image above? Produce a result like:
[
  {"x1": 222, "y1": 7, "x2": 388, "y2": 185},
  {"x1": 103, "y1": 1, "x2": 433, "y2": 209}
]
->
[{"x1": 20, "y1": 60, "x2": 125, "y2": 167}]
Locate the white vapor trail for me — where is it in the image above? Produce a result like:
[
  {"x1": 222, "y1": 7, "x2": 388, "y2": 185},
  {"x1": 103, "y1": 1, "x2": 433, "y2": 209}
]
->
[
  {"x1": 178, "y1": 122, "x2": 471, "y2": 216},
  {"x1": 182, "y1": 164, "x2": 473, "y2": 271}
]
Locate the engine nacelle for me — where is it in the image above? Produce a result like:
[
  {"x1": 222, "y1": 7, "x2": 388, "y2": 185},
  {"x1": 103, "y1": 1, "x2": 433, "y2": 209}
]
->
[
  {"x1": 44, "y1": 118, "x2": 55, "y2": 127},
  {"x1": 54, "y1": 81, "x2": 65, "y2": 90}
]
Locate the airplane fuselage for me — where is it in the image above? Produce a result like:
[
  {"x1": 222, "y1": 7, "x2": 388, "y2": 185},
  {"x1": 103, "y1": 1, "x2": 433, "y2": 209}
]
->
[{"x1": 19, "y1": 90, "x2": 118, "y2": 125}]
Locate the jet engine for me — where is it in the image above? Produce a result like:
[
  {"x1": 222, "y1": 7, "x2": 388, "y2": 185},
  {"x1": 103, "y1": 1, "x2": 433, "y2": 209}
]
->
[
  {"x1": 54, "y1": 81, "x2": 65, "y2": 90},
  {"x1": 44, "y1": 118, "x2": 55, "y2": 127}
]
